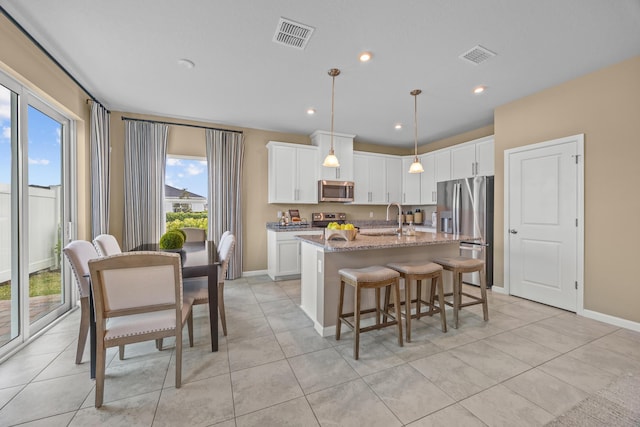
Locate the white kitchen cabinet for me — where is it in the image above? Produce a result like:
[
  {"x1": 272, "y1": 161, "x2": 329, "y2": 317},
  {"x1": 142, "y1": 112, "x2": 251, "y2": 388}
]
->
[
  {"x1": 267, "y1": 229, "x2": 323, "y2": 280},
  {"x1": 450, "y1": 136, "x2": 494, "y2": 179},
  {"x1": 311, "y1": 130, "x2": 355, "y2": 181},
  {"x1": 267, "y1": 141, "x2": 319, "y2": 204},
  {"x1": 354, "y1": 152, "x2": 401, "y2": 204},
  {"x1": 420, "y1": 153, "x2": 437, "y2": 204},
  {"x1": 434, "y1": 149, "x2": 451, "y2": 183},
  {"x1": 401, "y1": 156, "x2": 421, "y2": 205},
  {"x1": 385, "y1": 156, "x2": 402, "y2": 203}
]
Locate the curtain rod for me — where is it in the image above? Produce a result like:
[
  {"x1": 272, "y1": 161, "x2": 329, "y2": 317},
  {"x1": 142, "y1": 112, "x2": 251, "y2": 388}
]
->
[
  {"x1": 121, "y1": 116, "x2": 243, "y2": 134},
  {"x1": 0, "y1": 6, "x2": 109, "y2": 112}
]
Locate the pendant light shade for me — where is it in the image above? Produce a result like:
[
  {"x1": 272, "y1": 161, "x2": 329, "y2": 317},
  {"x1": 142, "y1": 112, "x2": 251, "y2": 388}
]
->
[
  {"x1": 323, "y1": 68, "x2": 341, "y2": 168},
  {"x1": 408, "y1": 89, "x2": 424, "y2": 174}
]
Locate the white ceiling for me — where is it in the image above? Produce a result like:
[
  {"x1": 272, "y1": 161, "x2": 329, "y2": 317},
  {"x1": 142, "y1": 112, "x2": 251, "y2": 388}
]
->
[{"x1": 2, "y1": 0, "x2": 639, "y2": 148}]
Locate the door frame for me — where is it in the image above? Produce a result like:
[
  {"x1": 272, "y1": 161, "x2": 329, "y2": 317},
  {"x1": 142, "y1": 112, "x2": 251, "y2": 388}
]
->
[{"x1": 503, "y1": 134, "x2": 584, "y2": 314}]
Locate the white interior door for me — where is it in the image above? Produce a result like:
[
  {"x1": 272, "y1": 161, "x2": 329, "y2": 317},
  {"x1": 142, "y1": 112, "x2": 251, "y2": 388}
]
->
[{"x1": 506, "y1": 135, "x2": 583, "y2": 311}]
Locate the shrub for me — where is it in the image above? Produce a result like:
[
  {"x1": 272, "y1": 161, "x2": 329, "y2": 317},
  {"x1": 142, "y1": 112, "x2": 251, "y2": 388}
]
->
[{"x1": 159, "y1": 230, "x2": 185, "y2": 249}]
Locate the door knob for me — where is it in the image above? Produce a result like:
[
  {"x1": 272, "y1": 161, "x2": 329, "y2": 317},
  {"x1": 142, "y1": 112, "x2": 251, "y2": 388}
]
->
[{"x1": 509, "y1": 229, "x2": 518, "y2": 234}]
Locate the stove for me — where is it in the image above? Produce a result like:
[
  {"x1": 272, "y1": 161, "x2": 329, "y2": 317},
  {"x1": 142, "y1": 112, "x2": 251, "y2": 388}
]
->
[{"x1": 311, "y1": 212, "x2": 346, "y2": 227}]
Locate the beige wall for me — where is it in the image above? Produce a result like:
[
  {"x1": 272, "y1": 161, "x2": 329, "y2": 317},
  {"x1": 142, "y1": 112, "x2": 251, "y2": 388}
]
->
[
  {"x1": 0, "y1": 14, "x2": 91, "y2": 239},
  {"x1": 494, "y1": 55, "x2": 640, "y2": 323}
]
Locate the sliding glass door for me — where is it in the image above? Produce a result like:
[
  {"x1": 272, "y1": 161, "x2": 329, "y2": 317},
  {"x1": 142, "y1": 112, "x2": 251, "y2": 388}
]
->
[{"x1": 0, "y1": 72, "x2": 73, "y2": 356}]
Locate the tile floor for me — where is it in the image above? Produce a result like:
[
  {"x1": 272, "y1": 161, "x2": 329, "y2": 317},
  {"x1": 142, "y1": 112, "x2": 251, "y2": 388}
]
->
[{"x1": 1, "y1": 275, "x2": 639, "y2": 426}]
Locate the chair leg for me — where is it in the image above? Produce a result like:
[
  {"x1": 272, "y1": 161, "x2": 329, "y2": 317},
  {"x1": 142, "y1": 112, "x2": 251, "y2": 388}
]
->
[
  {"x1": 480, "y1": 266, "x2": 489, "y2": 321},
  {"x1": 436, "y1": 274, "x2": 447, "y2": 333},
  {"x1": 336, "y1": 280, "x2": 345, "y2": 341},
  {"x1": 393, "y1": 280, "x2": 403, "y2": 348},
  {"x1": 453, "y1": 271, "x2": 461, "y2": 329},
  {"x1": 95, "y1": 343, "x2": 106, "y2": 408},
  {"x1": 156, "y1": 339, "x2": 163, "y2": 351},
  {"x1": 354, "y1": 286, "x2": 361, "y2": 360},
  {"x1": 405, "y1": 278, "x2": 412, "y2": 343},
  {"x1": 218, "y1": 282, "x2": 227, "y2": 336},
  {"x1": 118, "y1": 345, "x2": 125, "y2": 360},
  {"x1": 375, "y1": 288, "x2": 381, "y2": 326},
  {"x1": 428, "y1": 277, "x2": 437, "y2": 316},
  {"x1": 76, "y1": 298, "x2": 90, "y2": 364},
  {"x1": 415, "y1": 281, "x2": 423, "y2": 320}
]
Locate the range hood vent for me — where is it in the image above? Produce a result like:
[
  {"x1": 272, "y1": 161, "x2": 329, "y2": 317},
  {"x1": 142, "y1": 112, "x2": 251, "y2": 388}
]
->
[
  {"x1": 459, "y1": 45, "x2": 496, "y2": 65},
  {"x1": 273, "y1": 17, "x2": 315, "y2": 50}
]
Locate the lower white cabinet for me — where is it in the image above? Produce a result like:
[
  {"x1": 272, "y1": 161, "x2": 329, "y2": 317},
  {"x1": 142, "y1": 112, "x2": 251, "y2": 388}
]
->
[{"x1": 267, "y1": 229, "x2": 323, "y2": 280}]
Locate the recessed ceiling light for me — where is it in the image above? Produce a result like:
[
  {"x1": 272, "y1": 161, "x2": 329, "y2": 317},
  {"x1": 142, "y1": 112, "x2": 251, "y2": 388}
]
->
[
  {"x1": 473, "y1": 85, "x2": 486, "y2": 94},
  {"x1": 177, "y1": 58, "x2": 195, "y2": 69},
  {"x1": 306, "y1": 108, "x2": 316, "y2": 115},
  {"x1": 394, "y1": 123, "x2": 403, "y2": 130},
  {"x1": 359, "y1": 51, "x2": 372, "y2": 62}
]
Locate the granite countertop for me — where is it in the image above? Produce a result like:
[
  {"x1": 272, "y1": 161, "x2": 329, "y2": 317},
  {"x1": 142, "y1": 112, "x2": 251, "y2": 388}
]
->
[
  {"x1": 297, "y1": 231, "x2": 471, "y2": 252},
  {"x1": 266, "y1": 220, "x2": 435, "y2": 232}
]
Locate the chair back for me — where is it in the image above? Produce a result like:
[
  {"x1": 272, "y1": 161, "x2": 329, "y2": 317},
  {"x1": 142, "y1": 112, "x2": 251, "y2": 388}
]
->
[
  {"x1": 181, "y1": 227, "x2": 206, "y2": 242},
  {"x1": 88, "y1": 252, "x2": 182, "y2": 319},
  {"x1": 93, "y1": 234, "x2": 122, "y2": 256},
  {"x1": 217, "y1": 230, "x2": 231, "y2": 252},
  {"x1": 218, "y1": 234, "x2": 236, "y2": 283},
  {"x1": 63, "y1": 240, "x2": 100, "y2": 298}
]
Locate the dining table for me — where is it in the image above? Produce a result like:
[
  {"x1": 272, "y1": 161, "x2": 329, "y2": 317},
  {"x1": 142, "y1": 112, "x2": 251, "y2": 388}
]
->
[{"x1": 87, "y1": 240, "x2": 220, "y2": 379}]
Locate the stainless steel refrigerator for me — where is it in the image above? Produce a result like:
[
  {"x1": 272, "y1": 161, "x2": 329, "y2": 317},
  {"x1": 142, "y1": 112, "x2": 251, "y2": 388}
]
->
[{"x1": 437, "y1": 176, "x2": 494, "y2": 287}]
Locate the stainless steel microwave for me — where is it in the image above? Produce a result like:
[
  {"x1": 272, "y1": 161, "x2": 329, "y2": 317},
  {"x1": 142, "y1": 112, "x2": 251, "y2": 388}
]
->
[{"x1": 318, "y1": 180, "x2": 354, "y2": 202}]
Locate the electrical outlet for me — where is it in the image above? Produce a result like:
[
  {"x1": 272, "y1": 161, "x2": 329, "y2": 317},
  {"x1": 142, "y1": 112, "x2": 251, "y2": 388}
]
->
[{"x1": 369, "y1": 211, "x2": 374, "y2": 218}]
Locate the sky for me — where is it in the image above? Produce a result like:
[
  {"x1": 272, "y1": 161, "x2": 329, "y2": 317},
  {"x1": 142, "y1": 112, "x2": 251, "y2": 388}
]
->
[
  {"x1": 0, "y1": 86, "x2": 61, "y2": 187},
  {"x1": 165, "y1": 157, "x2": 208, "y2": 197}
]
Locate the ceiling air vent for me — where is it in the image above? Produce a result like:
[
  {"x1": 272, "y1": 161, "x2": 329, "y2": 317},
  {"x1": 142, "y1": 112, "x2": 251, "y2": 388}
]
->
[
  {"x1": 459, "y1": 45, "x2": 496, "y2": 65},
  {"x1": 273, "y1": 17, "x2": 315, "y2": 50}
]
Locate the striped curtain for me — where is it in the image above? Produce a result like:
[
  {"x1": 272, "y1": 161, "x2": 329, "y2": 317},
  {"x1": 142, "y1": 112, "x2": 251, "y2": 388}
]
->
[
  {"x1": 122, "y1": 120, "x2": 168, "y2": 250},
  {"x1": 206, "y1": 129, "x2": 244, "y2": 279},
  {"x1": 90, "y1": 102, "x2": 110, "y2": 238}
]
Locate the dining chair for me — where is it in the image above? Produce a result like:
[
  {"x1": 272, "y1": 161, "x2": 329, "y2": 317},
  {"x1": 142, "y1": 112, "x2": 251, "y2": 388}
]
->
[
  {"x1": 62, "y1": 240, "x2": 99, "y2": 364},
  {"x1": 184, "y1": 233, "x2": 235, "y2": 336},
  {"x1": 181, "y1": 227, "x2": 206, "y2": 242},
  {"x1": 217, "y1": 230, "x2": 231, "y2": 252},
  {"x1": 93, "y1": 234, "x2": 122, "y2": 256},
  {"x1": 88, "y1": 251, "x2": 194, "y2": 408}
]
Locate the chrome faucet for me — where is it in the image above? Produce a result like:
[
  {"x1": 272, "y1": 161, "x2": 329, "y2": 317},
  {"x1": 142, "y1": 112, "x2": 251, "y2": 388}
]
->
[{"x1": 386, "y1": 202, "x2": 403, "y2": 235}]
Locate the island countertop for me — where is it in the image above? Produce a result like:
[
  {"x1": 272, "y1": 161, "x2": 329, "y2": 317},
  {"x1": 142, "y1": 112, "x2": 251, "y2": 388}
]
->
[{"x1": 296, "y1": 231, "x2": 472, "y2": 252}]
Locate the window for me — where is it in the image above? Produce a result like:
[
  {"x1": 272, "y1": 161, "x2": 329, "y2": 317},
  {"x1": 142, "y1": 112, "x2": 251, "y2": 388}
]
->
[{"x1": 164, "y1": 156, "x2": 208, "y2": 231}]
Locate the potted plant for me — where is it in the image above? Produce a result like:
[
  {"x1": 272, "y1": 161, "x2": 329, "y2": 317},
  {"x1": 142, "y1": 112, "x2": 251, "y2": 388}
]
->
[{"x1": 159, "y1": 230, "x2": 185, "y2": 251}]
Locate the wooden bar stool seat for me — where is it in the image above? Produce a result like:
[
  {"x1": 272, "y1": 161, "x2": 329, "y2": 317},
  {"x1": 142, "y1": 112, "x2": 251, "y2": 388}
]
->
[
  {"x1": 386, "y1": 262, "x2": 447, "y2": 342},
  {"x1": 432, "y1": 256, "x2": 488, "y2": 329},
  {"x1": 336, "y1": 266, "x2": 403, "y2": 360}
]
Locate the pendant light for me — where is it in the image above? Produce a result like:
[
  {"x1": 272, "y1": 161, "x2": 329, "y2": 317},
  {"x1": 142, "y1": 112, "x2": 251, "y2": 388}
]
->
[
  {"x1": 408, "y1": 89, "x2": 425, "y2": 174},
  {"x1": 322, "y1": 68, "x2": 341, "y2": 168}
]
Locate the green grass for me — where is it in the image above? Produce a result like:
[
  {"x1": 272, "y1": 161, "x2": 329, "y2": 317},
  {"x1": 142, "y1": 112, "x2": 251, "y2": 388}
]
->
[{"x1": 0, "y1": 269, "x2": 62, "y2": 301}]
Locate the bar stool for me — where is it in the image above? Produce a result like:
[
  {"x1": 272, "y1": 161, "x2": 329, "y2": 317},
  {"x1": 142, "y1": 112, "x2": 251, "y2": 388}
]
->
[
  {"x1": 386, "y1": 262, "x2": 447, "y2": 342},
  {"x1": 432, "y1": 256, "x2": 488, "y2": 329},
  {"x1": 336, "y1": 266, "x2": 403, "y2": 360}
]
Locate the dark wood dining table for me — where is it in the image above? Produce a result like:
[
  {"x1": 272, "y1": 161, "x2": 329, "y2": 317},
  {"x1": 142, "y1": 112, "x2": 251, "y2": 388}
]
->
[{"x1": 88, "y1": 240, "x2": 220, "y2": 379}]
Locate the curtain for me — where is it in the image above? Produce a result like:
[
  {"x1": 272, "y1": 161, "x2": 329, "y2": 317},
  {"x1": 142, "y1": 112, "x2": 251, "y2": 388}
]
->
[
  {"x1": 206, "y1": 129, "x2": 244, "y2": 279},
  {"x1": 123, "y1": 120, "x2": 168, "y2": 250},
  {"x1": 90, "y1": 102, "x2": 110, "y2": 238}
]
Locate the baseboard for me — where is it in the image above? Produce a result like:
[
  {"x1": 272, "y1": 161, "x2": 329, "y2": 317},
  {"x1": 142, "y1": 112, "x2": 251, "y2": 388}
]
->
[
  {"x1": 490, "y1": 285, "x2": 508, "y2": 295},
  {"x1": 312, "y1": 321, "x2": 336, "y2": 338},
  {"x1": 581, "y1": 309, "x2": 640, "y2": 332},
  {"x1": 241, "y1": 269, "x2": 267, "y2": 277}
]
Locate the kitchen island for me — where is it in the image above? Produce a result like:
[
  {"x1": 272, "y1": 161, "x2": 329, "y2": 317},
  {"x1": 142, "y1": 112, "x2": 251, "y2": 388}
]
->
[{"x1": 298, "y1": 231, "x2": 470, "y2": 337}]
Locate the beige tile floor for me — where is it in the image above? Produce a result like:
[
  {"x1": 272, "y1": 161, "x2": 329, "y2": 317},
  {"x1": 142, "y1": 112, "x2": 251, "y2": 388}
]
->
[{"x1": 0, "y1": 275, "x2": 639, "y2": 426}]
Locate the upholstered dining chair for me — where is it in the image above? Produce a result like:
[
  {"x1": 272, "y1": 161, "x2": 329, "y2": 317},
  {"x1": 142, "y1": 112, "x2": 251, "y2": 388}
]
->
[
  {"x1": 181, "y1": 227, "x2": 206, "y2": 242},
  {"x1": 62, "y1": 240, "x2": 99, "y2": 364},
  {"x1": 88, "y1": 252, "x2": 194, "y2": 408},
  {"x1": 217, "y1": 230, "x2": 231, "y2": 252},
  {"x1": 184, "y1": 233, "x2": 235, "y2": 336},
  {"x1": 93, "y1": 234, "x2": 122, "y2": 256}
]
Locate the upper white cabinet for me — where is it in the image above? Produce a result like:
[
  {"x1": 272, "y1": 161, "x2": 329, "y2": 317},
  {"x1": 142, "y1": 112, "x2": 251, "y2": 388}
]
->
[
  {"x1": 401, "y1": 157, "x2": 421, "y2": 205},
  {"x1": 434, "y1": 149, "x2": 451, "y2": 183},
  {"x1": 267, "y1": 141, "x2": 319, "y2": 204},
  {"x1": 311, "y1": 130, "x2": 355, "y2": 181},
  {"x1": 450, "y1": 136, "x2": 494, "y2": 179},
  {"x1": 420, "y1": 153, "x2": 436, "y2": 204},
  {"x1": 353, "y1": 152, "x2": 401, "y2": 204}
]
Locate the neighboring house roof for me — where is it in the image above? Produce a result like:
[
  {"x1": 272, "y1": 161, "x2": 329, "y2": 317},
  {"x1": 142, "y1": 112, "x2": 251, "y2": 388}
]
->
[{"x1": 165, "y1": 184, "x2": 206, "y2": 200}]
